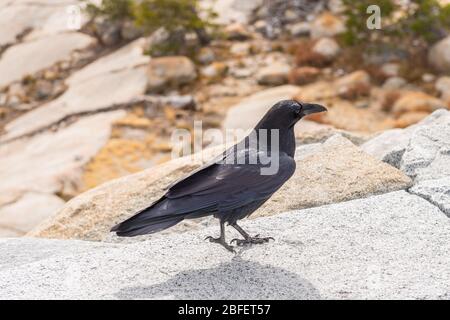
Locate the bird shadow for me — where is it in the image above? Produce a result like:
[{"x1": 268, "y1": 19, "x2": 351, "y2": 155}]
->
[{"x1": 115, "y1": 256, "x2": 321, "y2": 299}]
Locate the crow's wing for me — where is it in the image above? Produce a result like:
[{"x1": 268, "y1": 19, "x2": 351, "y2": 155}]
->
[
  {"x1": 111, "y1": 149, "x2": 295, "y2": 236},
  {"x1": 166, "y1": 149, "x2": 296, "y2": 206}
]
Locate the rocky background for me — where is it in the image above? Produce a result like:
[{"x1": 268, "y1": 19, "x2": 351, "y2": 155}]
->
[{"x1": 0, "y1": 0, "x2": 450, "y2": 299}]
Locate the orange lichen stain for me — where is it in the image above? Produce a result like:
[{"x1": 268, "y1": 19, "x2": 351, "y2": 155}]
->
[
  {"x1": 114, "y1": 113, "x2": 153, "y2": 129},
  {"x1": 82, "y1": 138, "x2": 154, "y2": 191}
]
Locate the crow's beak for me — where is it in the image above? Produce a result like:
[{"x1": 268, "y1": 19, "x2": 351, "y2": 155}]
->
[{"x1": 302, "y1": 103, "x2": 327, "y2": 115}]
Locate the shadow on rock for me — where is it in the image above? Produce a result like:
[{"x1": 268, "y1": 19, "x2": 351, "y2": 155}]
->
[{"x1": 115, "y1": 256, "x2": 321, "y2": 299}]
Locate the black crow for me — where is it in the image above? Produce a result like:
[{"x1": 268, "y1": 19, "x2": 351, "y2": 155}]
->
[{"x1": 111, "y1": 100, "x2": 327, "y2": 252}]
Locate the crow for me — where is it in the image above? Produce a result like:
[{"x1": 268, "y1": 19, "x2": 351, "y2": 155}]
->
[{"x1": 111, "y1": 100, "x2": 327, "y2": 252}]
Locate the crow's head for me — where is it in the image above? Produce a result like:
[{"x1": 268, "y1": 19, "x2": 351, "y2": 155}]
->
[{"x1": 255, "y1": 100, "x2": 327, "y2": 130}]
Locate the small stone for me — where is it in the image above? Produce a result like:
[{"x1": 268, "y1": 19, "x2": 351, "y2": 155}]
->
[
  {"x1": 0, "y1": 93, "x2": 7, "y2": 105},
  {"x1": 288, "y1": 22, "x2": 311, "y2": 37},
  {"x1": 253, "y1": 20, "x2": 267, "y2": 33},
  {"x1": 146, "y1": 56, "x2": 197, "y2": 93},
  {"x1": 256, "y1": 63, "x2": 290, "y2": 86},
  {"x1": 312, "y1": 37, "x2": 340, "y2": 61},
  {"x1": 310, "y1": 12, "x2": 345, "y2": 39},
  {"x1": 34, "y1": 80, "x2": 53, "y2": 100},
  {"x1": 8, "y1": 83, "x2": 26, "y2": 100},
  {"x1": 288, "y1": 66, "x2": 320, "y2": 85},
  {"x1": 43, "y1": 70, "x2": 58, "y2": 81},
  {"x1": 230, "y1": 68, "x2": 253, "y2": 79},
  {"x1": 435, "y1": 76, "x2": 450, "y2": 102},
  {"x1": 328, "y1": 0, "x2": 345, "y2": 13},
  {"x1": 380, "y1": 63, "x2": 400, "y2": 77},
  {"x1": 392, "y1": 91, "x2": 446, "y2": 116},
  {"x1": 197, "y1": 47, "x2": 215, "y2": 65},
  {"x1": 224, "y1": 23, "x2": 251, "y2": 40},
  {"x1": 422, "y1": 73, "x2": 435, "y2": 83},
  {"x1": 230, "y1": 42, "x2": 251, "y2": 56},
  {"x1": 335, "y1": 70, "x2": 371, "y2": 99},
  {"x1": 284, "y1": 9, "x2": 298, "y2": 22},
  {"x1": 6, "y1": 95, "x2": 20, "y2": 108},
  {"x1": 394, "y1": 111, "x2": 429, "y2": 128},
  {"x1": 200, "y1": 62, "x2": 228, "y2": 79},
  {"x1": 382, "y1": 77, "x2": 407, "y2": 90}
]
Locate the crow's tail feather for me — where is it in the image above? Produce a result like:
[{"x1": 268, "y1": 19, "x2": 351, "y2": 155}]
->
[
  {"x1": 113, "y1": 215, "x2": 184, "y2": 237},
  {"x1": 111, "y1": 195, "x2": 216, "y2": 237}
]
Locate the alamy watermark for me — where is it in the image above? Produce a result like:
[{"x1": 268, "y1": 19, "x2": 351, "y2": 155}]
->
[
  {"x1": 66, "y1": 5, "x2": 82, "y2": 31},
  {"x1": 170, "y1": 122, "x2": 281, "y2": 176},
  {"x1": 367, "y1": 4, "x2": 382, "y2": 30}
]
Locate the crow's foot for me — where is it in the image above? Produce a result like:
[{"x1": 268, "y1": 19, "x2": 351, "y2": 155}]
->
[
  {"x1": 230, "y1": 235, "x2": 274, "y2": 246},
  {"x1": 205, "y1": 236, "x2": 235, "y2": 253}
]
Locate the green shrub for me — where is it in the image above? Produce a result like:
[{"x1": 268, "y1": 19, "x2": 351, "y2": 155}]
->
[
  {"x1": 341, "y1": 0, "x2": 450, "y2": 46},
  {"x1": 85, "y1": 0, "x2": 134, "y2": 21},
  {"x1": 85, "y1": 0, "x2": 216, "y2": 56}
]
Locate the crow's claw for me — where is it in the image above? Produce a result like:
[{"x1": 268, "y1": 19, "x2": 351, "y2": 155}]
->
[
  {"x1": 205, "y1": 235, "x2": 236, "y2": 253},
  {"x1": 230, "y1": 236, "x2": 275, "y2": 246}
]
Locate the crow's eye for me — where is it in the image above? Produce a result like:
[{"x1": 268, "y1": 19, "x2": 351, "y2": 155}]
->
[{"x1": 296, "y1": 102, "x2": 303, "y2": 115}]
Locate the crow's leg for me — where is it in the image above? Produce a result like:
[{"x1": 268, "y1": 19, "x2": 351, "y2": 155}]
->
[
  {"x1": 230, "y1": 222, "x2": 274, "y2": 246},
  {"x1": 205, "y1": 221, "x2": 235, "y2": 253}
]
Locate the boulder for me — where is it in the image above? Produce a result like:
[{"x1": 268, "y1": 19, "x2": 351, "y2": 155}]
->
[
  {"x1": 362, "y1": 109, "x2": 450, "y2": 170},
  {"x1": 2, "y1": 67, "x2": 147, "y2": 141},
  {"x1": 146, "y1": 56, "x2": 197, "y2": 93},
  {"x1": 0, "y1": 1, "x2": 83, "y2": 47},
  {"x1": 0, "y1": 32, "x2": 95, "y2": 88},
  {"x1": 254, "y1": 135, "x2": 411, "y2": 217},
  {"x1": 428, "y1": 36, "x2": 450, "y2": 73},
  {"x1": 0, "y1": 110, "x2": 125, "y2": 199},
  {"x1": 400, "y1": 110, "x2": 450, "y2": 182},
  {"x1": 361, "y1": 128, "x2": 411, "y2": 168},
  {"x1": 27, "y1": 145, "x2": 227, "y2": 241},
  {"x1": 5, "y1": 191, "x2": 450, "y2": 299},
  {"x1": 0, "y1": 193, "x2": 65, "y2": 237},
  {"x1": 310, "y1": 12, "x2": 345, "y2": 39},
  {"x1": 28, "y1": 135, "x2": 411, "y2": 241},
  {"x1": 409, "y1": 177, "x2": 450, "y2": 217},
  {"x1": 66, "y1": 38, "x2": 150, "y2": 86}
]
